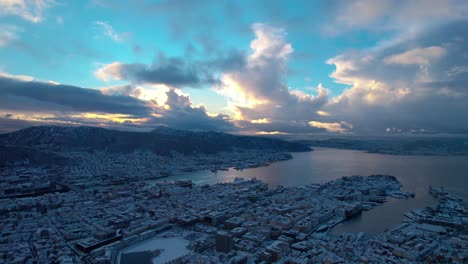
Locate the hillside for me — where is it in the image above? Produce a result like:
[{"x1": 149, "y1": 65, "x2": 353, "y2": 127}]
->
[{"x1": 0, "y1": 125, "x2": 311, "y2": 155}]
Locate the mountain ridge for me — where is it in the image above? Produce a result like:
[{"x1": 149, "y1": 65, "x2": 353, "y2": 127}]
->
[{"x1": 0, "y1": 125, "x2": 311, "y2": 155}]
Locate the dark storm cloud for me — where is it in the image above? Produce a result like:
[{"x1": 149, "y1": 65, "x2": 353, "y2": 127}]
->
[
  {"x1": 96, "y1": 50, "x2": 246, "y2": 88},
  {"x1": 0, "y1": 76, "x2": 151, "y2": 116},
  {"x1": 151, "y1": 89, "x2": 235, "y2": 131},
  {"x1": 0, "y1": 76, "x2": 237, "y2": 133},
  {"x1": 116, "y1": 62, "x2": 205, "y2": 87}
]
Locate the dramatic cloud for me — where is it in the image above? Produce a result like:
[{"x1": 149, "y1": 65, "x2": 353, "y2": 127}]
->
[
  {"x1": 0, "y1": 74, "x2": 234, "y2": 133},
  {"x1": 217, "y1": 23, "x2": 339, "y2": 134},
  {"x1": 0, "y1": 0, "x2": 55, "y2": 23},
  {"x1": 2, "y1": 1, "x2": 468, "y2": 135},
  {"x1": 96, "y1": 51, "x2": 245, "y2": 87},
  {"x1": 149, "y1": 89, "x2": 235, "y2": 131},
  {"x1": 325, "y1": 20, "x2": 468, "y2": 134}
]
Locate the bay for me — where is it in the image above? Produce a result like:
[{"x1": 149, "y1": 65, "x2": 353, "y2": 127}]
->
[{"x1": 160, "y1": 147, "x2": 468, "y2": 234}]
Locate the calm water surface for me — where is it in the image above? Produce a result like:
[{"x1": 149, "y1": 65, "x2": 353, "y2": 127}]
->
[{"x1": 160, "y1": 148, "x2": 468, "y2": 234}]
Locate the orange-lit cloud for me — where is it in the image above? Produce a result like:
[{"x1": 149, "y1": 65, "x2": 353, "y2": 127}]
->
[
  {"x1": 256, "y1": 131, "x2": 288, "y2": 135},
  {"x1": 216, "y1": 24, "x2": 331, "y2": 133},
  {"x1": 308, "y1": 121, "x2": 352, "y2": 133},
  {"x1": 316, "y1": 110, "x2": 330, "y2": 117},
  {"x1": 0, "y1": 73, "x2": 235, "y2": 133},
  {"x1": 71, "y1": 113, "x2": 148, "y2": 124},
  {"x1": 251, "y1": 118, "x2": 271, "y2": 124},
  {"x1": 324, "y1": 20, "x2": 468, "y2": 134}
]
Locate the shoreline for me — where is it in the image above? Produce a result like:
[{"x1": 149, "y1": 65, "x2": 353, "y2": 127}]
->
[
  {"x1": 305, "y1": 144, "x2": 468, "y2": 157},
  {"x1": 107, "y1": 175, "x2": 467, "y2": 263}
]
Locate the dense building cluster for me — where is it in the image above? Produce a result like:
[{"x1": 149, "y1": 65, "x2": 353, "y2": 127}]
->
[
  {"x1": 1, "y1": 165, "x2": 465, "y2": 263},
  {"x1": 62, "y1": 150, "x2": 292, "y2": 188}
]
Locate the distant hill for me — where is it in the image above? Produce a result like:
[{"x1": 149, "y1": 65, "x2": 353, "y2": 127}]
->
[
  {"x1": 0, "y1": 126, "x2": 311, "y2": 155},
  {"x1": 297, "y1": 137, "x2": 468, "y2": 156}
]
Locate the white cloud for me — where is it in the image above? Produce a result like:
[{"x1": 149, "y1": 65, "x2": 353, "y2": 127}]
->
[
  {"x1": 251, "y1": 118, "x2": 271, "y2": 124},
  {"x1": 249, "y1": 23, "x2": 293, "y2": 62},
  {"x1": 94, "y1": 21, "x2": 131, "y2": 43},
  {"x1": 316, "y1": 110, "x2": 330, "y2": 116},
  {"x1": 217, "y1": 23, "x2": 331, "y2": 133},
  {"x1": 308, "y1": 121, "x2": 352, "y2": 133},
  {"x1": 0, "y1": 71, "x2": 34, "y2": 81},
  {"x1": 0, "y1": 0, "x2": 55, "y2": 23},
  {"x1": 335, "y1": 0, "x2": 392, "y2": 27},
  {"x1": 446, "y1": 65, "x2": 468, "y2": 77},
  {"x1": 100, "y1": 83, "x2": 171, "y2": 106},
  {"x1": 384, "y1": 46, "x2": 446, "y2": 66},
  {"x1": 0, "y1": 24, "x2": 21, "y2": 47},
  {"x1": 256, "y1": 131, "x2": 287, "y2": 135},
  {"x1": 94, "y1": 62, "x2": 125, "y2": 81},
  {"x1": 325, "y1": 20, "x2": 468, "y2": 134}
]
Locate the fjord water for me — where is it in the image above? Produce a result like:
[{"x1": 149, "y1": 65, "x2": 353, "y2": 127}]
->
[{"x1": 162, "y1": 148, "x2": 468, "y2": 234}]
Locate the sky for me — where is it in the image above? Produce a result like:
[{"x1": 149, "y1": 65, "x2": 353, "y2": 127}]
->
[{"x1": 0, "y1": 0, "x2": 467, "y2": 135}]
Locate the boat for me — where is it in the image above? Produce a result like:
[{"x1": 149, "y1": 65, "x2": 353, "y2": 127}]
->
[
  {"x1": 315, "y1": 224, "x2": 329, "y2": 232},
  {"x1": 327, "y1": 217, "x2": 346, "y2": 228},
  {"x1": 403, "y1": 212, "x2": 415, "y2": 220}
]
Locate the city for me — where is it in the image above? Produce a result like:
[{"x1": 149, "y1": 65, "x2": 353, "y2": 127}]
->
[
  {"x1": 1, "y1": 160, "x2": 466, "y2": 263},
  {"x1": 1, "y1": 0, "x2": 468, "y2": 263}
]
